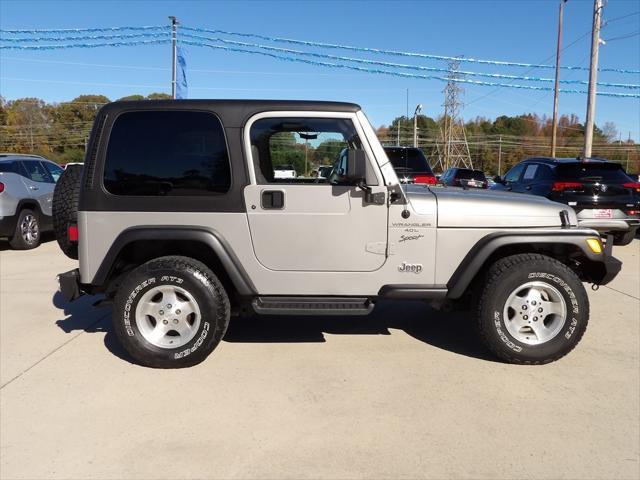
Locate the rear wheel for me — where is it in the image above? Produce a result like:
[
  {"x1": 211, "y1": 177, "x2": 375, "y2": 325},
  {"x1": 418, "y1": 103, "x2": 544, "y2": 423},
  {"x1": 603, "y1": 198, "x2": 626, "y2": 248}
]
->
[
  {"x1": 113, "y1": 256, "x2": 230, "y2": 368},
  {"x1": 612, "y1": 228, "x2": 636, "y2": 246},
  {"x1": 474, "y1": 253, "x2": 589, "y2": 364},
  {"x1": 8, "y1": 209, "x2": 41, "y2": 250}
]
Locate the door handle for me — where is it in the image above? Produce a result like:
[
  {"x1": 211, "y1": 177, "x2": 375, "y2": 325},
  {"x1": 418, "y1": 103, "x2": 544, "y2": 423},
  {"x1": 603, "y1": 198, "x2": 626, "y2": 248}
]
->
[
  {"x1": 526, "y1": 185, "x2": 532, "y2": 191},
  {"x1": 29, "y1": 185, "x2": 39, "y2": 191},
  {"x1": 261, "y1": 190, "x2": 285, "y2": 209}
]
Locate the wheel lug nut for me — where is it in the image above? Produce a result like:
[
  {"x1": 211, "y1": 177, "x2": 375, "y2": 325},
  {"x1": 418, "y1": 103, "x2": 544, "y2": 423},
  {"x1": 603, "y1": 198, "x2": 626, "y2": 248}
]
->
[
  {"x1": 522, "y1": 305, "x2": 527, "y2": 310},
  {"x1": 163, "y1": 319, "x2": 168, "y2": 325},
  {"x1": 538, "y1": 308, "x2": 543, "y2": 313},
  {"x1": 176, "y1": 309, "x2": 181, "y2": 314},
  {"x1": 523, "y1": 315, "x2": 528, "y2": 320},
  {"x1": 173, "y1": 319, "x2": 178, "y2": 324},
  {"x1": 167, "y1": 304, "x2": 172, "y2": 309},
  {"x1": 532, "y1": 301, "x2": 537, "y2": 306},
  {"x1": 159, "y1": 310, "x2": 164, "y2": 315},
  {"x1": 533, "y1": 317, "x2": 538, "y2": 321}
]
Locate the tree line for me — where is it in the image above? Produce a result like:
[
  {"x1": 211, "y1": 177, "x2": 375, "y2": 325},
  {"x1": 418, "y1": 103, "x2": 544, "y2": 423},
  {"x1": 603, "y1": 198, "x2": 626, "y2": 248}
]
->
[
  {"x1": 378, "y1": 113, "x2": 639, "y2": 174},
  {"x1": 1, "y1": 94, "x2": 638, "y2": 174}
]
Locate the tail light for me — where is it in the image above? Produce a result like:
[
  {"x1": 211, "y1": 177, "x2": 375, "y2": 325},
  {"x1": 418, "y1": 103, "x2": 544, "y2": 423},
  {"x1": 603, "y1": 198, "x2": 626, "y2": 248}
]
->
[
  {"x1": 0, "y1": 182, "x2": 4, "y2": 193},
  {"x1": 552, "y1": 181, "x2": 583, "y2": 192},
  {"x1": 68, "y1": 224, "x2": 79, "y2": 243},
  {"x1": 623, "y1": 182, "x2": 640, "y2": 193},
  {"x1": 627, "y1": 210, "x2": 638, "y2": 216},
  {"x1": 413, "y1": 174, "x2": 437, "y2": 185}
]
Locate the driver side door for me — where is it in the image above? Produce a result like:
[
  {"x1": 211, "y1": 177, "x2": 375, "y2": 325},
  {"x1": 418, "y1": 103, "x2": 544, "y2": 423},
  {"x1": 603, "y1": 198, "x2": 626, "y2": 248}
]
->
[{"x1": 243, "y1": 113, "x2": 388, "y2": 272}]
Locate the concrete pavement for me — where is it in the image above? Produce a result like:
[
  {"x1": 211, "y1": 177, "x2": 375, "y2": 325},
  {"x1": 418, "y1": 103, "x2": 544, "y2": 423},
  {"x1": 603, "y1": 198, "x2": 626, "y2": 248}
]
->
[{"x1": 1, "y1": 237, "x2": 638, "y2": 479}]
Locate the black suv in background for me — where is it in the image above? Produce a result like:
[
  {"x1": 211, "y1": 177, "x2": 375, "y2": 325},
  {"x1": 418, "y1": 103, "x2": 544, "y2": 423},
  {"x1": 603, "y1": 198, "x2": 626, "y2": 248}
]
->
[
  {"x1": 493, "y1": 157, "x2": 640, "y2": 245},
  {"x1": 383, "y1": 146, "x2": 437, "y2": 185},
  {"x1": 440, "y1": 167, "x2": 489, "y2": 189}
]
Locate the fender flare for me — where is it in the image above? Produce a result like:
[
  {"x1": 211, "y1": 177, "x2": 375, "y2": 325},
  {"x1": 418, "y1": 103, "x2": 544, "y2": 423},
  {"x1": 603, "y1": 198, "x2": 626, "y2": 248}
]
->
[
  {"x1": 446, "y1": 230, "x2": 604, "y2": 299},
  {"x1": 91, "y1": 227, "x2": 257, "y2": 296}
]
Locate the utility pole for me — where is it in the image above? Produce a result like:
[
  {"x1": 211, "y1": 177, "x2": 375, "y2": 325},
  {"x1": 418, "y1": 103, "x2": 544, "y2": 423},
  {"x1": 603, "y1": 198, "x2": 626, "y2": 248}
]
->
[
  {"x1": 551, "y1": 0, "x2": 567, "y2": 157},
  {"x1": 583, "y1": 0, "x2": 603, "y2": 159},
  {"x1": 397, "y1": 122, "x2": 400, "y2": 146},
  {"x1": 169, "y1": 16, "x2": 178, "y2": 99},
  {"x1": 413, "y1": 104, "x2": 422, "y2": 148},
  {"x1": 498, "y1": 135, "x2": 502, "y2": 176}
]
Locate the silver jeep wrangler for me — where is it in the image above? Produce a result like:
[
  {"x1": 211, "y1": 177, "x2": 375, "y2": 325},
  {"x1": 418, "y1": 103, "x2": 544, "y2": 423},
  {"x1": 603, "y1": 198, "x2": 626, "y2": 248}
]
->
[{"x1": 55, "y1": 100, "x2": 622, "y2": 368}]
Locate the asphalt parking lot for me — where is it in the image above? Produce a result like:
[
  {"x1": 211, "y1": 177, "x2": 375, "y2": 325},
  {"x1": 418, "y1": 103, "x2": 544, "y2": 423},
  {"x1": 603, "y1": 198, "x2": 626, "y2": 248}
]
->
[{"x1": 1, "y1": 237, "x2": 638, "y2": 480}]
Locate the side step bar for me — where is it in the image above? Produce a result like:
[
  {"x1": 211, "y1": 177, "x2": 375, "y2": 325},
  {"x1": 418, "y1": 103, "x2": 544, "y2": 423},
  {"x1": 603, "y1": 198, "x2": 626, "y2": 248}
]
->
[{"x1": 252, "y1": 297, "x2": 374, "y2": 316}]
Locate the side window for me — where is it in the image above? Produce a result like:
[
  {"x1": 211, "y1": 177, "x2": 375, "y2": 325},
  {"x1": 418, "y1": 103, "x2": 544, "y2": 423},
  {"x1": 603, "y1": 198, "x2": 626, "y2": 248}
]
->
[
  {"x1": 104, "y1": 111, "x2": 231, "y2": 196},
  {"x1": 249, "y1": 117, "x2": 370, "y2": 184},
  {"x1": 42, "y1": 161, "x2": 63, "y2": 183},
  {"x1": 536, "y1": 165, "x2": 554, "y2": 180},
  {"x1": 523, "y1": 164, "x2": 539, "y2": 181},
  {"x1": 22, "y1": 160, "x2": 51, "y2": 183},
  {"x1": 504, "y1": 164, "x2": 525, "y2": 183}
]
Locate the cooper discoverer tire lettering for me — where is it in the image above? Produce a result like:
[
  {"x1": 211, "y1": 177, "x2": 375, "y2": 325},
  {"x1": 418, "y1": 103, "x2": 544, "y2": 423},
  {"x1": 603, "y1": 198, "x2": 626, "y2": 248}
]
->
[
  {"x1": 113, "y1": 255, "x2": 230, "y2": 368},
  {"x1": 474, "y1": 253, "x2": 589, "y2": 365}
]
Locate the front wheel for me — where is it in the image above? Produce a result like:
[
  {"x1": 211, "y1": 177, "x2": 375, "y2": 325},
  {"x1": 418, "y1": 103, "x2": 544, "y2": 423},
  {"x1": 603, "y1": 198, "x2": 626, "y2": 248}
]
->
[
  {"x1": 475, "y1": 253, "x2": 589, "y2": 364},
  {"x1": 113, "y1": 256, "x2": 230, "y2": 368}
]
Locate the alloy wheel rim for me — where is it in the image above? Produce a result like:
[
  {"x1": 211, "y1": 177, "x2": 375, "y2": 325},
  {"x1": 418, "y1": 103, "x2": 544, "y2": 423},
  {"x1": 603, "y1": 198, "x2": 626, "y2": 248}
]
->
[
  {"x1": 20, "y1": 214, "x2": 39, "y2": 244},
  {"x1": 135, "y1": 285, "x2": 202, "y2": 349},
  {"x1": 503, "y1": 281, "x2": 567, "y2": 345}
]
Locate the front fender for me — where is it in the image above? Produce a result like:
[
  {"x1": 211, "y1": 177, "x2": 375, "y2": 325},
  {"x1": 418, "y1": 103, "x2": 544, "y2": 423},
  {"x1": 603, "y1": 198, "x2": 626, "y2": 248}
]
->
[{"x1": 446, "y1": 229, "x2": 618, "y2": 299}]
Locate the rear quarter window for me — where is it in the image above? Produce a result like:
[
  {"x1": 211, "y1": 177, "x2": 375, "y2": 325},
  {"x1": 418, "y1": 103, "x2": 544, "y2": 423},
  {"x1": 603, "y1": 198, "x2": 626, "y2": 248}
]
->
[{"x1": 103, "y1": 110, "x2": 231, "y2": 196}]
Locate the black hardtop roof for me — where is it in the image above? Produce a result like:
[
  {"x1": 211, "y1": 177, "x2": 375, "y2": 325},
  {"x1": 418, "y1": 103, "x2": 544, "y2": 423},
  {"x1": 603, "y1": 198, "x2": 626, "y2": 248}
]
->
[
  {"x1": 522, "y1": 156, "x2": 613, "y2": 165},
  {"x1": 98, "y1": 99, "x2": 362, "y2": 128}
]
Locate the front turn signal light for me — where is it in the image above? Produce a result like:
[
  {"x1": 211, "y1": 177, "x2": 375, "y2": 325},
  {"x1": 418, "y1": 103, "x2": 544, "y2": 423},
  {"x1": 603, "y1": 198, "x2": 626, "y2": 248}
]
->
[{"x1": 586, "y1": 238, "x2": 603, "y2": 254}]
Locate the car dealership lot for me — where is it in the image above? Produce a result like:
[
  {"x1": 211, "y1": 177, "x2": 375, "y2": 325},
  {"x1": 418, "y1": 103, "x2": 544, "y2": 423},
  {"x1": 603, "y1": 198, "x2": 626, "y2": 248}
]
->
[{"x1": 1, "y1": 239, "x2": 638, "y2": 480}]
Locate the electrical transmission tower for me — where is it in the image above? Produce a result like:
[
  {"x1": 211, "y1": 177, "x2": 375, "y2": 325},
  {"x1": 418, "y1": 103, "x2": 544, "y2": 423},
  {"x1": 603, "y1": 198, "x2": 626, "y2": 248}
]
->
[{"x1": 434, "y1": 59, "x2": 473, "y2": 172}]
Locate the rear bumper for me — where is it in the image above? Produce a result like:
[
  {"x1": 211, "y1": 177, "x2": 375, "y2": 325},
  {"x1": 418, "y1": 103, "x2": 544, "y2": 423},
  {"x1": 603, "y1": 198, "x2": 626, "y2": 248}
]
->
[
  {"x1": 57, "y1": 269, "x2": 83, "y2": 301},
  {"x1": 0, "y1": 214, "x2": 17, "y2": 237},
  {"x1": 578, "y1": 218, "x2": 640, "y2": 233}
]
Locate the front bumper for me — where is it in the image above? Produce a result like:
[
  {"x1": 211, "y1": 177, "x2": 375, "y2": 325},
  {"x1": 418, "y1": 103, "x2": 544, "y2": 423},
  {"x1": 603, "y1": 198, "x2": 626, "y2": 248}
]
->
[
  {"x1": 57, "y1": 269, "x2": 83, "y2": 301},
  {"x1": 599, "y1": 254, "x2": 623, "y2": 285}
]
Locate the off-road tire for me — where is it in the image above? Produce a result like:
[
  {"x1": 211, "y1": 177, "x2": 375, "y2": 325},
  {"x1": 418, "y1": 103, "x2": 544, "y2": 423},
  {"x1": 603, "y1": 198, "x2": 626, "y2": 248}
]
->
[
  {"x1": 8, "y1": 209, "x2": 41, "y2": 250},
  {"x1": 613, "y1": 228, "x2": 636, "y2": 246},
  {"x1": 52, "y1": 164, "x2": 83, "y2": 259},
  {"x1": 475, "y1": 253, "x2": 589, "y2": 365},
  {"x1": 113, "y1": 256, "x2": 230, "y2": 368}
]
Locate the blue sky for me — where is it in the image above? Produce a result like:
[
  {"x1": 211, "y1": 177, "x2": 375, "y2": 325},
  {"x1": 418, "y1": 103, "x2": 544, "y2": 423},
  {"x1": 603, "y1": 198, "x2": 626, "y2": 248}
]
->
[{"x1": 1, "y1": 0, "x2": 639, "y2": 139}]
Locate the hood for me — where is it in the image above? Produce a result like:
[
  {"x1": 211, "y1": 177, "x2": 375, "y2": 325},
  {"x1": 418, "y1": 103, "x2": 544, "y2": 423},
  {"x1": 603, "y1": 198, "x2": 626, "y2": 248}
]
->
[{"x1": 404, "y1": 185, "x2": 577, "y2": 228}]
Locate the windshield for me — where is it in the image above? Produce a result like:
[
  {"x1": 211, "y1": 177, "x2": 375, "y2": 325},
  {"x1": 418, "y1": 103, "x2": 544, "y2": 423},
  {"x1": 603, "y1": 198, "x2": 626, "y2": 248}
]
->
[
  {"x1": 556, "y1": 163, "x2": 632, "y2": 183},
  {"x1": 455, "y1": 169, "x2": 486, "y2": 181},
  {"x1": 274, "y1": 165, "x2": 294, "y2": 170},
  {"x1": 385, "y1": 148, "x2": 433, "y2": 174}
]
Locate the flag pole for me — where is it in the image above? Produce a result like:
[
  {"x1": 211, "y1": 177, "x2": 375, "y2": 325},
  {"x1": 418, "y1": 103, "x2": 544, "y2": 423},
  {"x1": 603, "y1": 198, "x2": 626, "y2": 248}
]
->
[{"x1": 169, "y1": 16, "x2": 178, "y2": 99}]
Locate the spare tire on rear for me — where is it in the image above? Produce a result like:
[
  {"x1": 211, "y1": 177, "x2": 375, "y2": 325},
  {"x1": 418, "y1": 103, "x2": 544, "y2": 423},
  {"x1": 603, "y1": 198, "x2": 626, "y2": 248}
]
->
[{"x1": 52, "y1": 164, "x2": 83, "y2": 259}]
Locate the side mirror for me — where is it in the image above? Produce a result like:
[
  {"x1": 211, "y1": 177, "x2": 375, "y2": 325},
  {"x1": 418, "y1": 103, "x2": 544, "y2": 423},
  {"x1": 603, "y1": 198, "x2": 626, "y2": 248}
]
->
[
  {"x1": 346, "y1": 149, "x2": 367, "y2": 183},
  {"x1": 493, "y1": 175, "x2": 504, "y2": 184}
]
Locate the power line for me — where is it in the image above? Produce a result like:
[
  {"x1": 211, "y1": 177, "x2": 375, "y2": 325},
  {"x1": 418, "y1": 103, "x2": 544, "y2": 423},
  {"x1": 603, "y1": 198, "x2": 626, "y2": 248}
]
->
[
  {"x1": 180, "y1": 39, "x2": 640, "y2": 98},
  {"x1": 181, "y1": 25, "x2": 640, "y2": 74},
  {"x1": 0, "y1": 25, "x2": 166, "y2": 34},
  {"x1": 179, "y1": 32, "x2": 639, "y2": 89}
]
